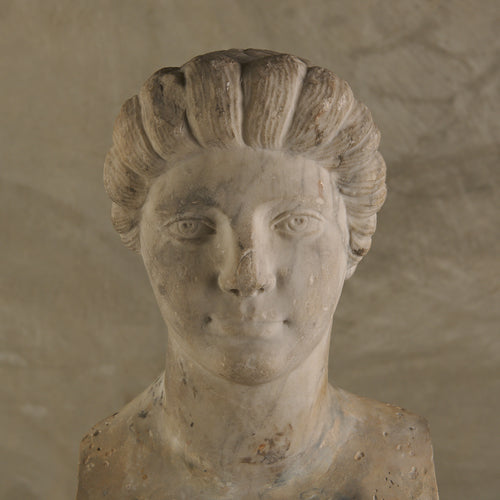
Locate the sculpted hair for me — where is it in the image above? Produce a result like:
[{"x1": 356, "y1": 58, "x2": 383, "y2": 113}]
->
[{"x1": 104, "y1": 49, "x2": 386, "y2": 276}]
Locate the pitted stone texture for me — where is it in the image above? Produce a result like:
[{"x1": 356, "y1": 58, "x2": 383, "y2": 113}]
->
[{"x1": 1, "y1": 2, "x2": 498, "y2": 499}]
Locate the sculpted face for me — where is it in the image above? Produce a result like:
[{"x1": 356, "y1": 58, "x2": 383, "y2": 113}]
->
[{"x1": 140, "y1": 148, "x2": 349, "y2": 385}]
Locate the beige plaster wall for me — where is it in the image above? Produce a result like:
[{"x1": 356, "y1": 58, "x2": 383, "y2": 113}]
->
[{"x1": 1, "y1": 1, "x2": 498, "y2": 498}]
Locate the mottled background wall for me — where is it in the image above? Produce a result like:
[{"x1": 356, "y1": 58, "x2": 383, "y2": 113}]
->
[{"x1": 1, "y1": 1, "x2": 498, "y2": 498}]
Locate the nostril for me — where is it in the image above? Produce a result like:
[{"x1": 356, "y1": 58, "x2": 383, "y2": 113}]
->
[
  {"x1": 229, "y1": 288, "x2": 240, "y2": 296},
  {"x1": 258, "y1": 286, "x2": 266, "y2": 293}
]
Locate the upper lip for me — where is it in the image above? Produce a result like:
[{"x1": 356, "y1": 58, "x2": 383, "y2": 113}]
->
[
  {"x1": 205, "y1": 313, "x2": 288, "y2": 339},
  {"x1": 217, "y1": 316, "x2": 284, "y2": 323}
]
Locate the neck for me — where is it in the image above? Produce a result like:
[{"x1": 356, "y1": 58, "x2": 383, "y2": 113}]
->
[{"x1": 160, "y1": 332, "x2": 336, "y2": 480}]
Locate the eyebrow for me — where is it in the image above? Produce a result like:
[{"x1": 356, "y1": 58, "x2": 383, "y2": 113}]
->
[
  {"x1": 154, "y1": 191, "x2": 219, "y2": 215},
  {"x1": 153, "y1": 193, "x2": 332, "y2": 219},
  {"x1": 268, "y1": 196, "x2": 329, "y2": 212}
]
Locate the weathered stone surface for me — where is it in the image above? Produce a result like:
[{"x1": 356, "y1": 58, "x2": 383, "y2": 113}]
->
[
  {"x1": 76, "y1": 51, "x2": 437, "y2": 498},
  {"x1": 1, "y1": 2, "x2": 498, "y2": 499}
]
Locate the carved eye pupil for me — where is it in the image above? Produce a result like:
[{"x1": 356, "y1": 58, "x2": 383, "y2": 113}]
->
[
  {"x1": 178, "y1": 221, "x2": 199, "y2": 234},
  {"x1": 272, "y1": 212, "x2": 322, "y2": 237},
  {"x1": 288, "y1": 216, "x2": 307, "y2": 230},
  {"x1": 168, "y1": 218, "x2": 215, "y2": 241}
]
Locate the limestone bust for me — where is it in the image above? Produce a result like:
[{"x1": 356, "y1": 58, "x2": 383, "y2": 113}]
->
[{"x1": 77, "y1": 49, "x2": 439, "y2": 499}]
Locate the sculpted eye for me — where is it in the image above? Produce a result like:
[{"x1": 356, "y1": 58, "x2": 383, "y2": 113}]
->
[
  {"x1": 166, "y1": 218, "x2": 215, "y2": 241},
  {"x1": 272, "y1": 212, "x2": 323, "y2": 237}
]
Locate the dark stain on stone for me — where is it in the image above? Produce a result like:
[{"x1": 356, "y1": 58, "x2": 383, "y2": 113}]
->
[
  {"x1": 352, "y1": 247, "x2": 367, "y2": 257},
  {"x1": 257, "y1": 430, "x2": 291, "y2": 464},
  {"x1": 179, "y1": 361, "x2": 188, "y2": 386}
]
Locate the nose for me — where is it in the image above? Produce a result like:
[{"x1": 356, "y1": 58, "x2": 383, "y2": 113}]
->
[{"x1": 218, "y1": 248, "x2": 276, "y2": 297}]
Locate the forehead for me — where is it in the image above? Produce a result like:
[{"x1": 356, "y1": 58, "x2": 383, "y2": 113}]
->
[{"x1": 147, "y1": 147, "x2": 337, "y2": 214}]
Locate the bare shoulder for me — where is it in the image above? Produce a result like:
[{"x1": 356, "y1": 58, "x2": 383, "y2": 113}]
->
[
  {"x1": 329, "y1": 387, "x2": 439, "y2": 499},
  {"x1": 76, "y1": 374, "x2": 166, "y2": 500}
]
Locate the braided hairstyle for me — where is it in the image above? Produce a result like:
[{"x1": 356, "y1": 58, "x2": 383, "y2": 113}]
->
[{"x1": 104, "y1": 49, "x2": 386, "y2": 277}]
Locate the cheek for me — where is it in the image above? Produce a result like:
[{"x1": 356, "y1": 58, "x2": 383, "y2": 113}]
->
[
  {"x1": 288, "y1": 236, "x2": 346, "y2": 317},
  {"x1": 142, "y1": 240, "x2": 211, "y2": 313}
]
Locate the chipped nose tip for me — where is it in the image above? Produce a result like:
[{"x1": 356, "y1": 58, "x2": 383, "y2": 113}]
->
[
  {"x1": 218, "y1": 248, "x2": 276, "y2": 297},
  {"x1": 227, "y1": 283, "x2": 271, "y2": 297}
]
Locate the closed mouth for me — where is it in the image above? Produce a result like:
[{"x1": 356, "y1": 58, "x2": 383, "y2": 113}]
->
[
  {"x1": 204, "y1": 315, "x2": 289, "y2": 338},
  {"x1": 208, "y1": 315, "x2": 287, "y2": 324}
]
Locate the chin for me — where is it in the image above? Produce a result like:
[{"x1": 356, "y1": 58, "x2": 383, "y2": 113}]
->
[
  {"x1": 211, "y1": 348, "x2": 295, "y2": 386},
  {"x1": 218, "y1": 367, "x2": 287, "y2": 386}
]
